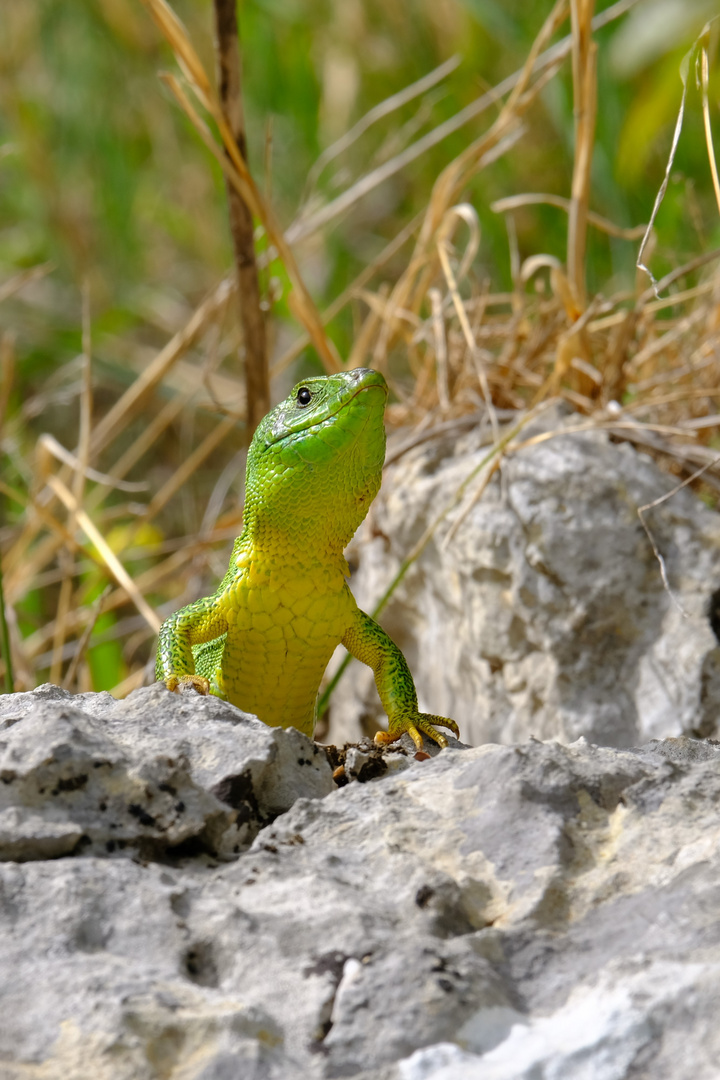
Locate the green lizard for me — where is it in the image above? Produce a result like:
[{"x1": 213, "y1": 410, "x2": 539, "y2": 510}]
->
[{"x1": 156, "y1": 367, "x2": 459, "y2": 750}]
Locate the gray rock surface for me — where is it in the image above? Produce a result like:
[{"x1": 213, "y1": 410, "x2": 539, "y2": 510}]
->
[
  {"x1": 1, "y1": 685, "x2": 719, "y2": 1079},
  {"x1": 0, "y1": 683, "x2": 333, "y2": 860},
  {"x1": 327, "y1": 412, "x2": 720, "y2": 748}
]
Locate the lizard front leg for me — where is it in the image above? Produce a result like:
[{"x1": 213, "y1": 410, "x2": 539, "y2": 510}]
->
[
  {"x1": 342, "y1": 606, "x2": 459, "y2": 750},
  {"x1": 156, "y1": 593, "x2": 228, "y2": 697}
]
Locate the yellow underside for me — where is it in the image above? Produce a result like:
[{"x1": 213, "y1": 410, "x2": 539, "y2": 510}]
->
[{"x1": 214, "y1": 567, "x2": 354, "y2": 736}]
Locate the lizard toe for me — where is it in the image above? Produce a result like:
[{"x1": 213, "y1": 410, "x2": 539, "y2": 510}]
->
[
  {"x1": 422, "y1": 713, "x2": 459, "y2": 739},
  {"x1": 375, "y1": 712, "x2": 457, "y2": 751},
  {"x1": 165, "y1": 675, "x2": 211, "y2": 696},
  {"x1": 374, "y1": 725, "x2": 430, "y2": 752},
  {"x1": 415, "y1": 718, "x2": 447, "y2": 749},
  {"x1": 374, "y1": 729, "x2": 401, "y2": 747}
]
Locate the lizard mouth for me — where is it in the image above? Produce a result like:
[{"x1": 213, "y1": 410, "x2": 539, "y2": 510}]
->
[{"x1": 304, "y1": 382, "x2": 386, "y2": 431}]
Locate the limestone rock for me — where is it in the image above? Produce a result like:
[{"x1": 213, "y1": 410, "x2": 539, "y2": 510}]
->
[
  {"x1": 327, "y1": 413, "x2": 720, "y2": 748},
  {"x1": 0, "y1": 683, "x2": 333, "y2": 861},
  {"x1": 0, "y1": 686, "x2": 719, "y2": 1080}
]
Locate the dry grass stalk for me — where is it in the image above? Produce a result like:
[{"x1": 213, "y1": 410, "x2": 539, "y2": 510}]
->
[
  {"x1": 491, "y1": 194, "x2": 646, "y2": 240},
  {"x1": 212, "y1": 0, "x2": 269, "y2": 433},
  {"x1": 50, "y1": 284, "x2": 92, "y2": 685},
  {"x1": 429, "y1": 288, "x2": 450, "y2": 412},
  {"x1": 437, "y1": 228, "x2": 498, "y2": 440},
  {"x1": 61, "y1": 585, "x2": 110, "y2": 691},
  {"x1": 45, "y1": 474, "x2": 161, "y2": 634},
  {"x1": 700, "y1": 26, "x2": 720, "y2": 216},
  {"x1": 567, "y1": 0, "x2": 597, "y2": 310}
]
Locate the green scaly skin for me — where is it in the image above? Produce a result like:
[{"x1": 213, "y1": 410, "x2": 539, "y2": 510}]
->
[{"x1": 155, "y1": 368, "x2": 459, "y2": 751}]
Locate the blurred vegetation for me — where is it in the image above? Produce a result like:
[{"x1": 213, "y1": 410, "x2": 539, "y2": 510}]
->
[{"x1": 0, "y1": 0, "x2": 719, "y2": 697}]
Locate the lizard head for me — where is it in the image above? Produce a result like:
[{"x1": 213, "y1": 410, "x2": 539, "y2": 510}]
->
[{"x1": 244, "y1": 368, "x2": 388, "y2": 546}]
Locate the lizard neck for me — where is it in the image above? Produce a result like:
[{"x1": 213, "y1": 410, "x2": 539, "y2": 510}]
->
[{"x1": 240, "y1": 503, "x2": 356, "y2": 579}]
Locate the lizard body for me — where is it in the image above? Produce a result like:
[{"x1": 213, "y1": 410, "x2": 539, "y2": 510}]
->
[{"x1": 156, "y1": 367, "x2": 458, "y2": 749}]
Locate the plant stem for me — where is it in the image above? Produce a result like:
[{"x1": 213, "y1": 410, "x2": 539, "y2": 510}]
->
[
  {"x1": 0, "y1": 552, "x2": 14, "y2": 694},
  {"x1": 213, "y1": 0, "x2": 269, "y2": 435}
]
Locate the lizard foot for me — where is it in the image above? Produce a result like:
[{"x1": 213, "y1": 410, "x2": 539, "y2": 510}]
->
[
  {"x1": 375, "y1": 713, "x2": 459, "y2": 752},
  {"x1": 164, "y1": 675, "x2": 211, "y2": 696}
]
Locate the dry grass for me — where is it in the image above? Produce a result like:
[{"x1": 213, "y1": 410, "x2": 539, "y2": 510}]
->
[{"x1": 1, "y1": 1, "x2": 719, "y2": 698}]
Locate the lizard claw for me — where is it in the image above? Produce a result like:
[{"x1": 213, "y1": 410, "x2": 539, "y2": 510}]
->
[
  {"x1": 374, "y1": 713, "x2": 460, "y2": 752},
  {"x1": 164, "y1": 675, "x2": 211, "y2": 696}
]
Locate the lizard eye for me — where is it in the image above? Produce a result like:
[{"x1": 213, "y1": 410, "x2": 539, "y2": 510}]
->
[{"x1": 296, "y1": 386, "x2": 312, "y2": 407}]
